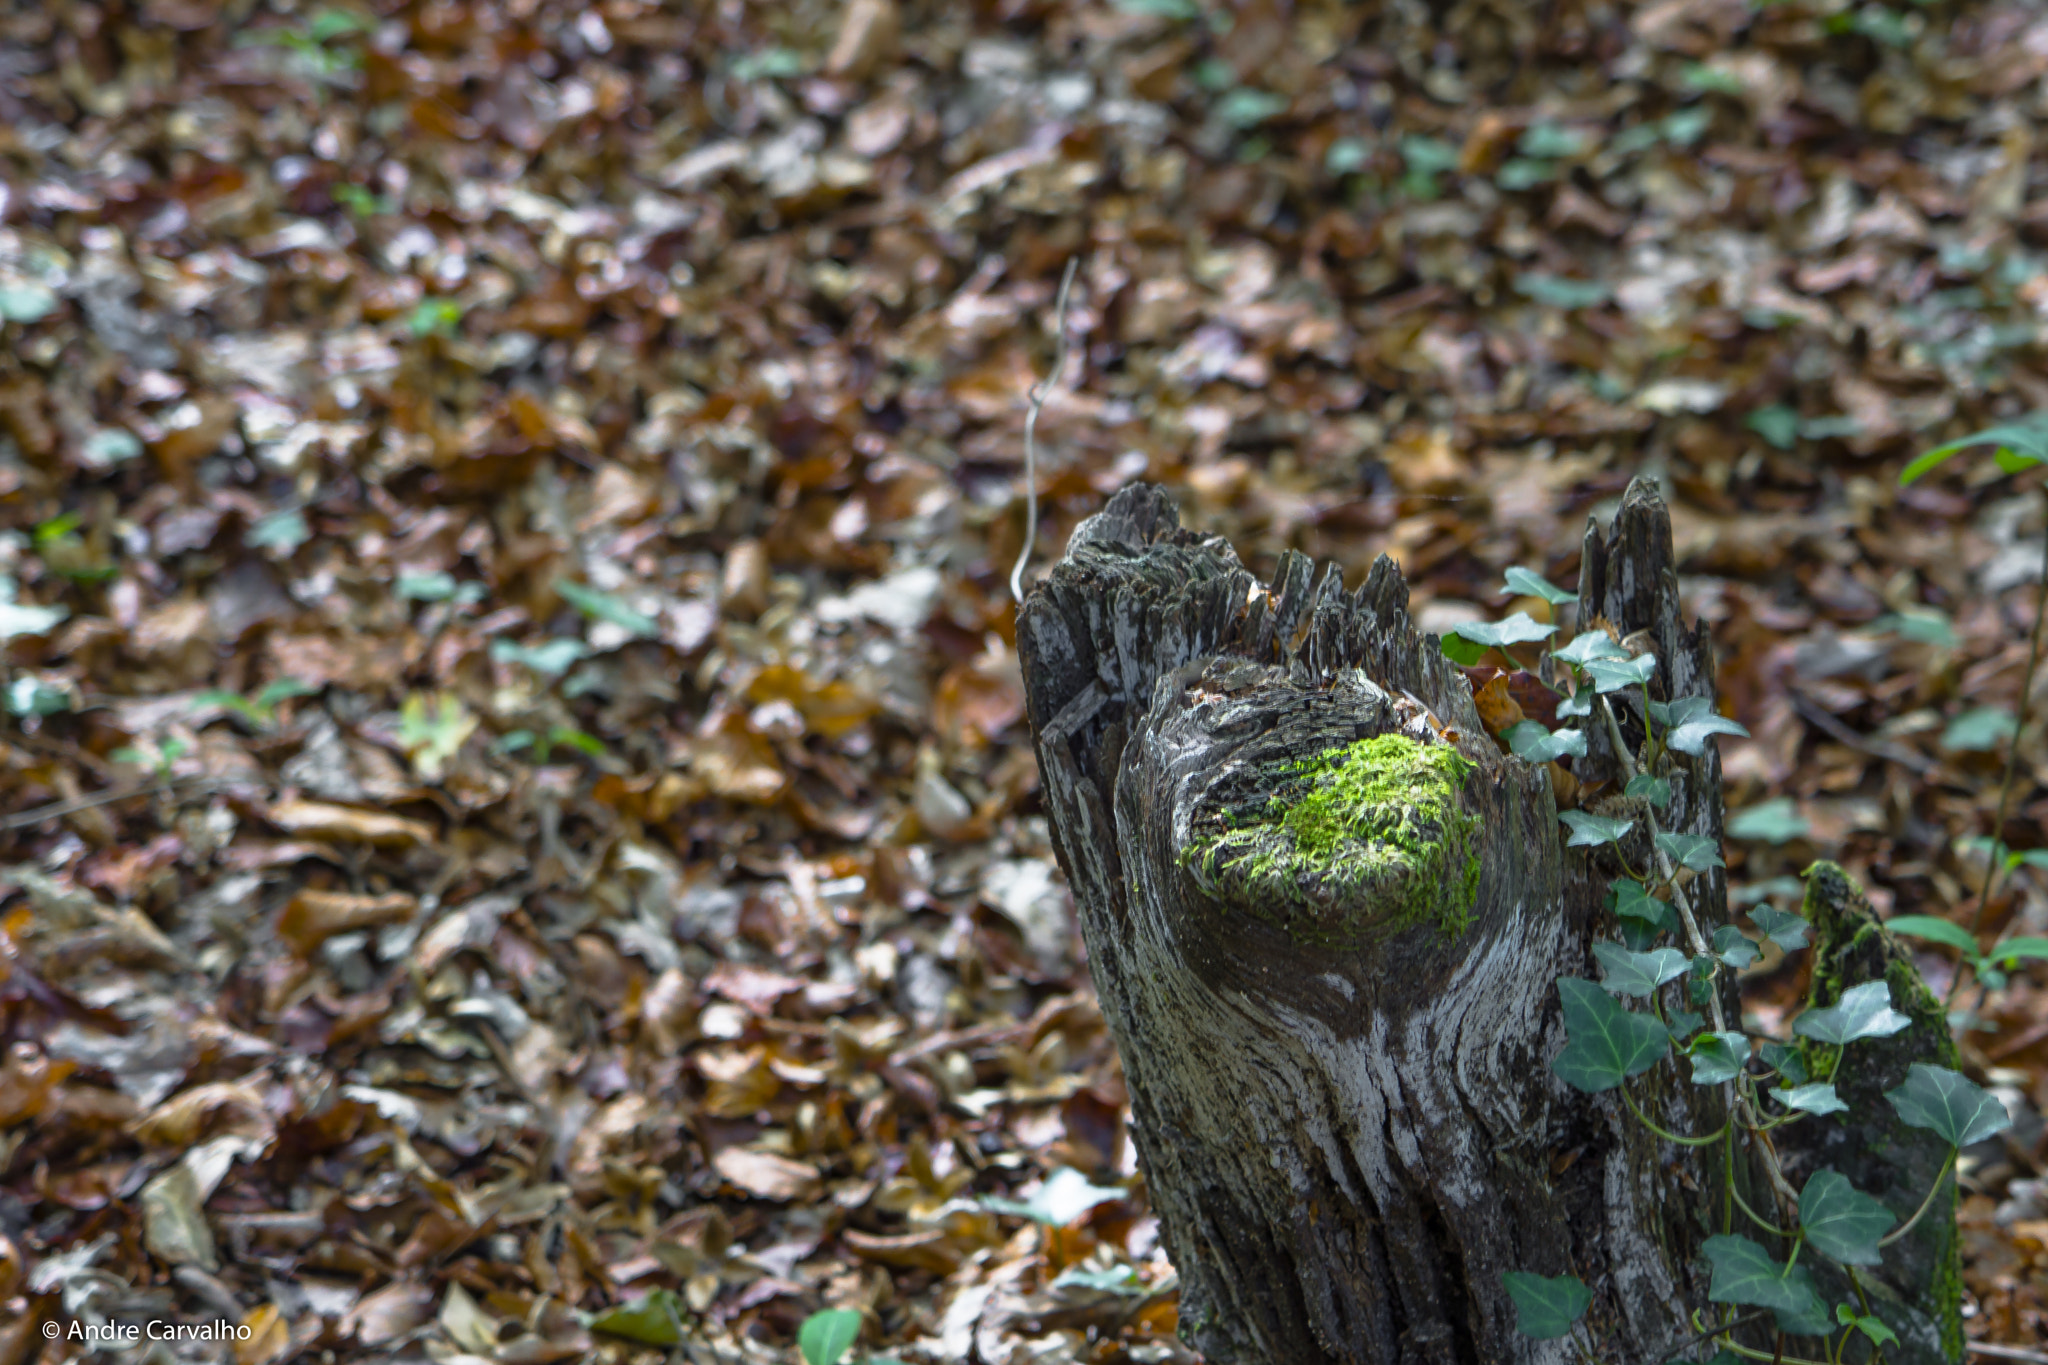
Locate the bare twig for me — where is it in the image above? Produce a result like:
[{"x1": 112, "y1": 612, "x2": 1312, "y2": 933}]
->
[
  {"x1": 1968, "y1": 1346, "x2": 2048, "y2": 1365},
  {"x1": 1952, "y1": 483, "x2": 2048, "y2": 1009},
  {"x1": 0, "y1": 774, "x2": 230, "y2": 832},
  {"x1": 1597, "y1": 695, "x2": 1800, "y2": 1210},
  {"x1": 1011, "y1": 257, "x2": 1081, "y2": 605}
]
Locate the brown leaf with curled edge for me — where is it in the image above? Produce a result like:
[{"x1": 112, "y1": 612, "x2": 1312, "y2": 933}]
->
[
  {"x1": 712, "y1": 1148, "x2": 821, "y2": 1202},
  {"x1": 235, "y1": 1303, "x2": 292, "y2": 1365},
  {"x1": 132, "y1": 1080, "x2": 275, "y2": 1150},
  {"x1": 841, "y1": 1226, "x2": 964, "y2": 1275},
  {"x1": 1466, "y1": 669, "x2": 1524, "y2": 741},
  {"x1": 275, "y1": 890, "x2": 417, "y2": 957},
  {"x1": 265, "y1": 800, "x2": 436, "y2": 848}
]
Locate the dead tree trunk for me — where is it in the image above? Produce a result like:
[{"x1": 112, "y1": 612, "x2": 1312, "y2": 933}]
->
[{"x1": 1016, "y1": 480, "x2": 1955, "y2": 1365}]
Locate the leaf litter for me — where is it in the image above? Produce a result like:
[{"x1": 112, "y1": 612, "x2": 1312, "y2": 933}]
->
[{"x1": 5, "y1": 0, "x2": 2048, "y2": 1357}]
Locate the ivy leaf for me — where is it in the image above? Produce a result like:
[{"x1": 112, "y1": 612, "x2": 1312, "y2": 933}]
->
[
  {"x1": 1759, "y1": 1041, "x2": 1807, "y2": 1085},
  {"x1": 1871, "y1": 608, "x2": 1957, "y2": 649},
  {"x1": 1561, "y1": 810, "x2": 1633, "y2": 847},
  {"x1": 1838, "y1": 1305, "x2": 1899, "y2": 1347},
  {"x1": 1551, "y1": 977, "x2": 1669, "y2": 1093},
  {"x1": 1668, "y1": 711, "x2": 1750, "y2": 755},
  {"x1": 1711, "y1": 924, "x2": 1759, "y2": 970},
  {"x1": 1727, "y1": 799, "x2": 1809, "y2": 844},
  {"x1": 1501, "y1": 1271, "x2": 1592, "y2": 1339},
  {"x1": 1665, "y1": 1008, "x2": 1705, "y2": 1042},
  {"x1": 1702, "y1": 1234, "x2": 1829, "y2": 1324},
  {"x1": 1885, "y1": 915, "x2": 1981, "y2": 958},
  {"x1": 1794, "y1": 981, "x2": 1911, "y2": 1046},
  {"x1": 1554, "y1": 632, "x2": 1629, "y2": 667},
  {"x1": 1688, "y1": 1030, "x2": 1750, "y2": 1084},
  {"x1": 1593, "y1": 942, "x2": 1689, "y2": 997},
  {"x1": 798, "y1": 1309, "x2": 865, "y2": 1365},
  {"x1": 1749, "y1": 907, "x2": 1811, "y2": 952},
  {"x1": 491, "y1": 637, "x2": 590, "y2": 677},
  {"x1": 1584, "y1": 653, "x2": 1658, "y2": 693},
  {"x1": 1504, "y1": 720, "x2": 1588, "y2": 763},
  {"x1": 1799, "y1": 1170, "x2": 1896, "y2": 1267},
  {"x1": 1942, "y1": 706, "x2": 2017, "y2": 753},
  {"x1": 1657, "y1": 831, "x2": 1724, "y2": 872},
  {"x1": 1449, "y1": 612, "x2": 1558, "y2": 650},
  {"x1": 1885, "y1": 1063, "x2": 2014, "y2": 1148},
  {"x1": 1610, "y1": 879, "x2": 1675, "y2": 932},
  {"x1": 589, "y1": 1289, "x2": 688, "y2": 1346},
  {"x1": 1504, "y1": 567, "x2": 1579, "y2": 605},
  {"x1": 1625, "y1": 773, "x2": 1672, "y2": 808},
  {"x1": 556, "y1": 579, "x2": 660, "y2": 637},
  {"x1": 1440, "y1": 633, "x2": 1488, "y2": 666},
  {"x1": 1770, "y1": 1081, "x2": 1846, "y2": 1116},
  {"x1": 1558, "y1": 689, "x2": 1592, "y2": 718}
]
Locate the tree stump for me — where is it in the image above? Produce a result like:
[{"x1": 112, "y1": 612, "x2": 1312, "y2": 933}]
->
[{"x1": 1016, "y1": 480, "x2": 1958, "y2": 1365}]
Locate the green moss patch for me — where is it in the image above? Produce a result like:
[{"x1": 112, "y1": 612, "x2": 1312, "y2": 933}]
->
[{"x1": 1183, "y1": 732, "x2": 1482, "y2": 948}]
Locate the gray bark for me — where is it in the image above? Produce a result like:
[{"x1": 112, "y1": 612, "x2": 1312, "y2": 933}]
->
[{"x1": 1017, "y1": 480, "x2": 1953, "y2": 1365}]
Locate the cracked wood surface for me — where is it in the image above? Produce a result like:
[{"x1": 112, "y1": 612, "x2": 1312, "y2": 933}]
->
[{"x1": 1018, "y1": 480, "x2": 1750, "y2": 1365}]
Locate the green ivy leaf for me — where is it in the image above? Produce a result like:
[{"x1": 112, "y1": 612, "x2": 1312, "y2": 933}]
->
[
  {"x1": 490, "y1": 637, "x2": 590, "y2": 677},
  {"x1": 1668, "y1": 711, "x2": 1750, "y2": 755},
  {"x1": 1871, "y1": 608, "x2": 1957, "y2": 649},
  {"x1": 1727, "y1": 799, "x2": 1809, "y2": 844},
  {"x1": 798, "y1": 1309, "x2": 864, "y2": 1365},
  {"x1": 1441, "y1": 633, "x2": 1489, "y2": 666},
  {"x1": 1747, "y1": 405, "x2": 1800, "y2": 450},
  {"x1": 1838, "y1": 1306, "x2": 1899, "y2": 1347},
  {"x1": 1585, "y1": 653, "x2": 1658, "y2": 693},
  {"x1": 1749, "y1": 906, "x2": 1811, "y2": 952},
  {"x1": 1561, "y1": 810, "x2": 1633, "y2": 848},
  {"x1": 1885, "y1": 1063, "x2": 2013, "y2": 1147},
  {"x1": 1503, "y1": 566, "x2": 1580, "y2": 605},
  {"x1": 589, "y1": 1289, "x2": 688, "y2": 1346},
  {"x1": 1799, "y1": 1170, "x2": 1896, "y2": 1267},
  {"x1": 1504, "y1": 720, "x2": 1588, "y2": 763},
  {"x1": 1943, "y1": 706, "x2": 2018, "y2": 753},
  {"x1": 1558, "y1": 689, "x2": 1592, "y2": 718},
  {"x1": 556, "y1": 579, "x2": 660, "y2": 637},
  {"x1": 1554, "y1": 633, "x2": 1629, "y2": 667},
  {"x1": 1665, "y1": 1008, "x2": 1705, "y2": 1042},
  {"x1": 1770, "y1": 1081, "x2": 1846, "y2": 1116},
  {"x1": 1551, "y1": 977, "x2": 1669, "y2": 1093},
  {"x1": 1449, "y1": 612, "x2": 1558, "y2": 650},
  {"x1": 1610, "y1": 879, "x2": 1675, "y2": 932},
  {"x1": 1513, "y1": 274, "x2": 1610, "y2": 311},
  {"x1": 1711, "y1": 924, "x2": 1758, "y2": 970},
  {"x1": 1759, "y1": 1042, "x2": 1808, "y2": 1087},
  {"x1": 1701, "y1": 1234, "x2": 1828, "y2": 1325},
  {"x1": 1795, "y1": 981, "x2": 1911, "y2": 1046},
  {"x1": 1624, "y1": 773, "x2": 1672, "y2": 808},
  {"x1": 1656, "y1": 831, "x2": 1724, "y2": 872},
  {"x1": 1501, "y1": 1270, "x2": 1592, "y2": 1339},
  {"x1": 1688, "y1": 1030, "x2": 1750, "y2": 1084},
  {"x1": 1593, "y1": 942, "x2": 1690, "y2": 997}
]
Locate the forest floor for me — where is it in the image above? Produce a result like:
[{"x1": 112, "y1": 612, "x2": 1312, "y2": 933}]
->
[{"x1": 5, "y1": 0, "x2": 2048, "y2": 1360}]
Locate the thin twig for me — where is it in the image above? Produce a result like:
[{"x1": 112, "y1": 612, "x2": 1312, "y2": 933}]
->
[
  {"x1": 1597, "y1": 695, "x2": 1801, "y2": 1210},
  {"x1": 0, "y1": 774, "x2": 229, "y2": 832},
  {"x1": 1010, "y1": 257, "x2": 1081, "y2": 605},
  {"x1": 1968, "y1": 1345, "x2": 2048, "y2": 1364},
  {"x1": 1951, "y1": 485, "x2": 2048, "y2": 1009}
]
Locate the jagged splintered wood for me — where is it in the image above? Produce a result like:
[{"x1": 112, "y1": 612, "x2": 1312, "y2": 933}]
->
[{"x1": 1016, "y1": 480, "x2": 1958, "y2": 1365}]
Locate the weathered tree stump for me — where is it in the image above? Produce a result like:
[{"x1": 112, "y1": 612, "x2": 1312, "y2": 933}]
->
[{"x1": 1016, "y1": 481, "x2": 1958, "y2": 1365}]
